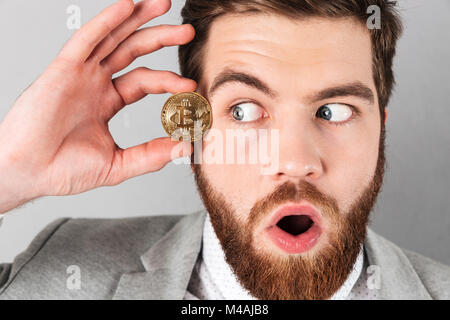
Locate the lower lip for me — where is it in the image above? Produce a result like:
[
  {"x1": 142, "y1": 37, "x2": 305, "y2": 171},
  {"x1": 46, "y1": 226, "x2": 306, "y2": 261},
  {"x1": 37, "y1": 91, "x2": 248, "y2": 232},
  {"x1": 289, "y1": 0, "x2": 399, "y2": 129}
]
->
[{"x1": 266, "y1": 223, "x2": 322, "y2": 254}]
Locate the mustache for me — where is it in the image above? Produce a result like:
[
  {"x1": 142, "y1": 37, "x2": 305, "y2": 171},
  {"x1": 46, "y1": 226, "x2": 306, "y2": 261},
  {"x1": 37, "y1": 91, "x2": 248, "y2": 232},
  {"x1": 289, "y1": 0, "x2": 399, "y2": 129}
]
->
[{"x1": 248, "y1": 180, "x2": 340, "y2": 227}]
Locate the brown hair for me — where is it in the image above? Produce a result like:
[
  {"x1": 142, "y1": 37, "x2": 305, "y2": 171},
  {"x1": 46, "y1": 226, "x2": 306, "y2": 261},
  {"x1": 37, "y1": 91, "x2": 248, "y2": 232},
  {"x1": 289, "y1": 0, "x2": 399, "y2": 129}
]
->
[{"x1": 178, "y1": 0, "x2": 403, "y2": 115}]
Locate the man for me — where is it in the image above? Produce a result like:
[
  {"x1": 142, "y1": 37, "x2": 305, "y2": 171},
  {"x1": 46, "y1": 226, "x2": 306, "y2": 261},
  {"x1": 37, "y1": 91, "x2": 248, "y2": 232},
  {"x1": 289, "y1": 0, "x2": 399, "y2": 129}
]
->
[{"x1": 0, "y1": 0, "x2": 448, "y2": 300}]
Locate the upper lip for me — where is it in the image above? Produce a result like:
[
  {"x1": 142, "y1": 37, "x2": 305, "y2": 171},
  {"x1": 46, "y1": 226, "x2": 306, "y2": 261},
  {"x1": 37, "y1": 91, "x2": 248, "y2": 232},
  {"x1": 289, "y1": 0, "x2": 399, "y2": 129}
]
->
[{"x1": 267, "y1": 202, "x2": 322, "y2": 229}]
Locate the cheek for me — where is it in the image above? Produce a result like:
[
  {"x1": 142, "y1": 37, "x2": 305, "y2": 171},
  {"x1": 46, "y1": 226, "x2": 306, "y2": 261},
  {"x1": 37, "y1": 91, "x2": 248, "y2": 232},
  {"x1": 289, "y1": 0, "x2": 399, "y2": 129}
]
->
[
  {"x1": 200, "y1": 127, "x2": 267, "y2": 218},
  {"x1": 325, "y1": 120, "x2": 381, "y2": 212},
  {"x1": 201, "y1": 162, "x2": 261, "y2": 218}
]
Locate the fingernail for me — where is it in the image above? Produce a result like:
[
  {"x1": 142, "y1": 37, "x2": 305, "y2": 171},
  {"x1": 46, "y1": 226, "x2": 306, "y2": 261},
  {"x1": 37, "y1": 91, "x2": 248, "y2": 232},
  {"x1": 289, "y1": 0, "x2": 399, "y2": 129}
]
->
[{"x1": 178, "y1": 141, "x2": 192, "y2": 157}]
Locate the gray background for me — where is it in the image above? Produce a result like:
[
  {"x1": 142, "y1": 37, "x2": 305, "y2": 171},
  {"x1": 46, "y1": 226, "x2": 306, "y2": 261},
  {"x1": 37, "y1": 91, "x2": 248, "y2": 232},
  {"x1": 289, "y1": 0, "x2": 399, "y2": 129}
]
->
[{"x1": 0, "y1": 0, "x2": 448, "y2": 265}]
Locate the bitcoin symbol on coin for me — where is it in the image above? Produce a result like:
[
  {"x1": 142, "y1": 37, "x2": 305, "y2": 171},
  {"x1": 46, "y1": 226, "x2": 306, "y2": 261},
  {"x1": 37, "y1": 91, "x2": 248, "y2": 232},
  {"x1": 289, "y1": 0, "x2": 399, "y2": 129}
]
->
[{"x1": 161, "y1": 92, "x2": 212, "y2": 142}]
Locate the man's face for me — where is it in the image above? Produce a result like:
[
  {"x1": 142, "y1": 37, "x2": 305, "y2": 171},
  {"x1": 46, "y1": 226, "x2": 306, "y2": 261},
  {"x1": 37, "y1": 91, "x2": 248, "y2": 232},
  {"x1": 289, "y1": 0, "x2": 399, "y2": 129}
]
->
[{"x1": 193, "y1": 13, "x2": 384, "y2": 299}]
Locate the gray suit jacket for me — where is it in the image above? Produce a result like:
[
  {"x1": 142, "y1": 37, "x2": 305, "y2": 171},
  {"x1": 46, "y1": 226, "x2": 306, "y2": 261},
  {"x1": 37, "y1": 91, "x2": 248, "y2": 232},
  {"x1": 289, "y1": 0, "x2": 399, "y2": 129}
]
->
[{"x1": 0, "y1": 209, "x2": 449, "y2": 300}]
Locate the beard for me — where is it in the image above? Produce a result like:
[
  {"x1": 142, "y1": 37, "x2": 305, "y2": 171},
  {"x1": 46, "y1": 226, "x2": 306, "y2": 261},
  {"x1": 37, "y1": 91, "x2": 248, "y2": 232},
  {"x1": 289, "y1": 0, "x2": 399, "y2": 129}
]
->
[{"x1": 191, "y1": 124, "x2": 386, "y2": 300}]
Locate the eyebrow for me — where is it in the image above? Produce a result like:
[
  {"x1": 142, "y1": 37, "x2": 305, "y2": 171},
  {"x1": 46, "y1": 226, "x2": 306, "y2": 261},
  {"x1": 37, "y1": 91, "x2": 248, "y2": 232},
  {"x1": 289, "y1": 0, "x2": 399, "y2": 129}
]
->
[
  {"x1": 209, "y1": 68, "x2": 279, "y2": 99},
  {"x1": 309, "y1": 82, "x2": 375, "y2": 105},
  {"x1": 208, "y1": 67, "x2": 375, "y2": 105}
]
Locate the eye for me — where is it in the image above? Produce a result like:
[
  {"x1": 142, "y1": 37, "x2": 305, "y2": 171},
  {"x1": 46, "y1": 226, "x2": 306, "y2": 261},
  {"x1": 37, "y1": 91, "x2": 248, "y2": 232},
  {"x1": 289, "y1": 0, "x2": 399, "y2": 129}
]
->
[
  {"x1": 316, "y1": 103, "x2": 353, "y2": 123},
  {"x1": 230, "y1": 102, "x2": 267, "y2": 122}
]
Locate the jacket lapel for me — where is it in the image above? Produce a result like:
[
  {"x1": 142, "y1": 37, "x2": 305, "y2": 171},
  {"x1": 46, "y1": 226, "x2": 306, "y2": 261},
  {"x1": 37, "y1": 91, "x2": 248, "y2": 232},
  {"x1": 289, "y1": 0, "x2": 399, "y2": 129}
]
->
[
  {"x1": 112, "y1": 210, "x2": 431, "y2": 300},
  {"x1": 112, "y1": 209, "x2": 206, "y2": 300},
  {"x1": 364, "y1": 228, "x2": 432, "y2": 299}
]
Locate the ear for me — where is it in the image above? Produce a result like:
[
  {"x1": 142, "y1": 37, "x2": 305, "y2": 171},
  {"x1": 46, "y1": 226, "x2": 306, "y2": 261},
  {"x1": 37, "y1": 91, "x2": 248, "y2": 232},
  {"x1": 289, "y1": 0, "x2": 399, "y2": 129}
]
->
[{"x1": 384, "y1": 109, "x2": 388, "y2": 124}]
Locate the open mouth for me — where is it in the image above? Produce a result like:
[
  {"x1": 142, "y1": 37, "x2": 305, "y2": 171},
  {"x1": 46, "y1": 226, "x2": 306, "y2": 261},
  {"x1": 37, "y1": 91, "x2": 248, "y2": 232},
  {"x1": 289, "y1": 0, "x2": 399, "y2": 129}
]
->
[
  {"x1": 265, "y1": 204, "x2": 323, "y2": 254},
  {"x1": 276, "y1": 214, "x2": 314, "y2": 236}
]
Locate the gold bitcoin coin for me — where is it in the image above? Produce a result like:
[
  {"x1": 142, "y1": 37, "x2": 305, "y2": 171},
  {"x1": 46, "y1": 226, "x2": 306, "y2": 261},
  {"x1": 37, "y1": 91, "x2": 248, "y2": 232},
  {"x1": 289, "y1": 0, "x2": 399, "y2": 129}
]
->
[{"x1": 161, "y1": 92, "x2": 212, "y2": 142}]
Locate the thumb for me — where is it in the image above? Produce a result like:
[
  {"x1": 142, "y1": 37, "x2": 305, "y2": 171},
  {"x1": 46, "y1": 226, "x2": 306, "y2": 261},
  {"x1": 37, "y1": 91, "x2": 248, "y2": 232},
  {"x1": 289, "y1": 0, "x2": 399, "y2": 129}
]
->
[{"x1": 106, "y1": 137, "x2": 192, "y2": 185}]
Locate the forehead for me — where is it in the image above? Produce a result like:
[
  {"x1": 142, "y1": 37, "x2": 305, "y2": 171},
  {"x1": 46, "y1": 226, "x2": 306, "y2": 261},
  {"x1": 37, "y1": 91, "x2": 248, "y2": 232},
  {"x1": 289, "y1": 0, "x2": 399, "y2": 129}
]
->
[{"x1": 201, "y1": 13, "x2": 375, "y2": 99}]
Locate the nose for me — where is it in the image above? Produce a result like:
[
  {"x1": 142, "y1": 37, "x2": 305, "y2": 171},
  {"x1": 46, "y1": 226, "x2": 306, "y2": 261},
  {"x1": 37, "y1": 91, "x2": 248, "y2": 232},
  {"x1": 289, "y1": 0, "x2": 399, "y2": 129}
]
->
[{"x1": 271, "y1": 121, "x2": 324, "y2": 181}]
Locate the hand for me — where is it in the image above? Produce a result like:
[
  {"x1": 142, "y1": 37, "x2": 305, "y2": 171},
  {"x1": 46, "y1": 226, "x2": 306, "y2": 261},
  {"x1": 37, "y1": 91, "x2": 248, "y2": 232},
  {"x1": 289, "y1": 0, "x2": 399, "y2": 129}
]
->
[{"x1": 0, "y1": 0, "x2": 196, "y2": 213}]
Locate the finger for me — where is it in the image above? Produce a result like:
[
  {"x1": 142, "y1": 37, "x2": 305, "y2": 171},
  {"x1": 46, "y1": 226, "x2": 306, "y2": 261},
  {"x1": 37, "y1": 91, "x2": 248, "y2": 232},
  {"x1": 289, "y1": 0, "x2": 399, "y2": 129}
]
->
[
  {"x1": 90, "y1": 0, "x2": 172, "y2": 63},
  {"x1": 59, "y1": 0, "x2": 135, "y2": 63},
  {"x1": 102, "y1": 24, "x2": 195, "y2": 74},
  {"x1": 112, "y1": 67, "x2": 197, "y2": 110},
  {"x1": 106, "y1": 137, "x2": 193, "y2": 185}
]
